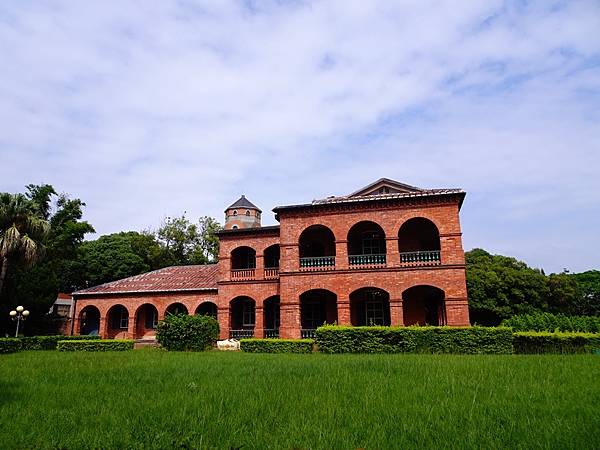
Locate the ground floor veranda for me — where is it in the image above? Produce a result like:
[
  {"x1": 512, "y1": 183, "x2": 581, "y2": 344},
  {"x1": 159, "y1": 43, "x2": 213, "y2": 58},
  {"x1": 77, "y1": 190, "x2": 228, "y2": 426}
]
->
[{"x1": 73, "y1": 283, "x2": 469, "y2": 340}]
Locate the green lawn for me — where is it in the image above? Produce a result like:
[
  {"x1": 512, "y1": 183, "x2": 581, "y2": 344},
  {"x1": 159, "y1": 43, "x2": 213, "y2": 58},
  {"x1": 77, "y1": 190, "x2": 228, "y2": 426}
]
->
[{"x1": 1, "y1": 351, "x2": 599, "y2": 449}]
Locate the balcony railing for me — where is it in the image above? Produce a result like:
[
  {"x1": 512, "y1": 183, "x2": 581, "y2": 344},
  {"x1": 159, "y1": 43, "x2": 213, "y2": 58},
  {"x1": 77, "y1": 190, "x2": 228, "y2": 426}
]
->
[
  {"x1": 231, "y1": 269, "x2": 255, "y2": 280},
  {"x1": 299, "y1": 256, "x2": 335, "y2": 271},
  {"x1": 301, "y1": 329, "x2": 316, "y2": 339},
  {"x1": 230, "y1": 329, "x2": 254, "y2": 339},
  {"x1": 264, "y1": 329, "x2": 280, "y2": 339},
  {"x1": 264, "y1": 267, "x2": 279, "y2": 279},
  {"x1": 399, "y1": 250, "x2": 441, "y2": 267},
  {"x1": 349, "y1": 254, "x2": 386, "y2": 268}
]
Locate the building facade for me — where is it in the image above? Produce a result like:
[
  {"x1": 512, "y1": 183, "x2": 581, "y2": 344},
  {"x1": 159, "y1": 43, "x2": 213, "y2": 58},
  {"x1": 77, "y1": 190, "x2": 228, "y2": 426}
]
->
[{"x1": 71, "y1": 178, "x2": 470, "y2": 340}]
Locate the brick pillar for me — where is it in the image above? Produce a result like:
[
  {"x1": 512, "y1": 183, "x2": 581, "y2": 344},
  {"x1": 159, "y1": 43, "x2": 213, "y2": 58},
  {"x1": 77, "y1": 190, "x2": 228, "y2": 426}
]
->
[
  {"x1": 127, "y1": 317, "x2": 136, "y2": 340},
  {"x1": 335, "y1": 240, "x2": 348, "y2": 270},
  {"x1": 439, "y1": 233, "x2": 464, "y2": 266},
  {"x1": 254, "y1": 306, "x2": 264, "y2": 338},
  {"x1": 386, "y1": 237, "x2": 400, "y2": 267},
  {"x1": 280, "y1": 302, "x2": 301, "y2": 339},
  {"x1": 337, "y1": 297, "x2": 351, "y2": 325},
  {"x1": 99, "y1": 317, "x2": 107, "y2": 339},
  {"x1": 72, "y1": 318, "x2": 80, "y2": 336},
  {"x1": 255, "y1": 254, "x2": 264, "y2": 280},
  {"x1": 281, "y1": 244, "x2": 299, "y2": 272},
  {"x1": 444, "y1": 297, "x2": 470, "y2": 326},
  {"x1": 390, "y1": 299, "x2": 404, "y2": 326},
  {"x1": 218, "y1": 306, "x2": 230, "y2": 339}
]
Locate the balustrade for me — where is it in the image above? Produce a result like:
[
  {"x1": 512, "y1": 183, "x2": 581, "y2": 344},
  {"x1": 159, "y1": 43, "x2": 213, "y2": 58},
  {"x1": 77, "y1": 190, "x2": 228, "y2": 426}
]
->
[
  {"x1": 348, "y1": 254, "x2": 386, "y2": 267},
  {"x1": 299, "y1": 256, "x2": 335, "y2": 271},
  {"x1": 399, "y1": 250, "x2": 441, "y2": 266}
]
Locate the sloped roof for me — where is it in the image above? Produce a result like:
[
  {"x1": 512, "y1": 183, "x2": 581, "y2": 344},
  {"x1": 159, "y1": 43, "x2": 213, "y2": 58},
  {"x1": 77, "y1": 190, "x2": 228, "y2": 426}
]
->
[
  {"x1": 349, "y1": 178, "x2": 423, "y2": 197},
  {"x1": 273, "y1": 178, "x2": 465, "y2": 212},
  {"x1": 73, "y1": 265, "x2": 219, "y2": 296},
  {"x1": 226, "y1": 195, "x2": 261, "y2": 212}
]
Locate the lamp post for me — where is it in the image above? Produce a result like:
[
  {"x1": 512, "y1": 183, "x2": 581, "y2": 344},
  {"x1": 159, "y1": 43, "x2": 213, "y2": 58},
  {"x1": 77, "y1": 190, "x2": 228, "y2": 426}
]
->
[{"x1": 9, "y1": 306, "x2": 29, "y2": 337}]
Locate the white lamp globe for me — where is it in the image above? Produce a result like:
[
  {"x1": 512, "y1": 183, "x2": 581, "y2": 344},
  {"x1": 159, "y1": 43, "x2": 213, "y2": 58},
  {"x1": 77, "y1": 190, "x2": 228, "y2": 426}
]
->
[
  {"x1": 9, "y1": 310, "x2": 17, "y2": 317},
  {"x1": 23, "y1": 310, "x2": 30, "y2": 317},
  {"x1": 16, "y1": 305, "x2": 24, "y2": 313}
]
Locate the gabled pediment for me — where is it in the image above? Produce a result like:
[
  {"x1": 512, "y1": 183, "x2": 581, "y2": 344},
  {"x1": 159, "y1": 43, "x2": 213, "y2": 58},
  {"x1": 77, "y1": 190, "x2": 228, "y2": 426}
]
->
[{"x1": 349, "y1": 178, "x2": 423, "y2": 197}]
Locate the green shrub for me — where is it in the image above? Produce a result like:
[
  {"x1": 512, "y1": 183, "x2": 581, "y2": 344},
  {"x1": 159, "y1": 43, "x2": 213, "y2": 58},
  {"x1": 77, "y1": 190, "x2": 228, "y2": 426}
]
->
[
  {"x1": 240, "y1": 339, "x2": 314, "y2": 353},
  {"x1": 156, "y1": 314, "x2": 219, "y2": 351},
  {"x1": 503, "y1": 313, "x2": 600, "y2": 333},
  {"x1": 315, "y1": 326, "x2": 514, "y2": 354},
  {"x1": 513, "y1": 331, "x2": 600, "y2": 354},
  {"x1": 57, "y1": 339, "x2": 134, "y2": 352},
  {"x1": 0, "y1": 338, "x2": 22, "y2": 354},
  {"x1": 19, "y1": 335, "x2": 100, "y2": 351}
]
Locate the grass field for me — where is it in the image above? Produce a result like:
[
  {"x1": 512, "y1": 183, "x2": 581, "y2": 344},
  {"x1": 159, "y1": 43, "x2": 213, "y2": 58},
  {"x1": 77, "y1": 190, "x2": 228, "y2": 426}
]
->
[{"x1": 1, "y1": 351, "x2": 599, "y2": 449}]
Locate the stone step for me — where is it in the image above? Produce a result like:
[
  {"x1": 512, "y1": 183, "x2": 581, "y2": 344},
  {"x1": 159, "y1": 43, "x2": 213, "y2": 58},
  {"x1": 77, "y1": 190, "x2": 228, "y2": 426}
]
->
[{"x1": 134, "y1": 339, "x2": 159, "y2": 349}]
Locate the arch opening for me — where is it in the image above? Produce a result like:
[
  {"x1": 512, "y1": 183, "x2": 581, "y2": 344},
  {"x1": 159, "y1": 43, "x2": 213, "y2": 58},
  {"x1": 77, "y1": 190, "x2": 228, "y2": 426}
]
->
[
  {"x1": 402, "y1": 285, "x2": 446, "y2": 326},
  {"x1": 166, "y1": 302, "x2": 188, "y2": 316},
  {"x1": 347, "y1": 221, "x2": 387, "y2": 266},
  {"x1": 107, "y1": 304, "x2": 129, "y2": 338},
  {"x1": 350, "y1": 288, "x2": 391, "y2": 326},
  {"x1": 231, "y1": 246, "x2": 256, "y2": 272},
  {"x1": 135, "y1": 304, "x2": 158, "y2": 339},
  {"x1": 79, "y1": 305, "x2": 100, "y2": 336},
  {"x1": 300, "y1": 289, "x2": 337, "y2": 337},
  {"x1": 195, "y1": 301, "x2": 217, "y2": 319},
  {"x1": 398, "y1": 218, "x2": 441, "y2": 265},
  {"x1": 230, "y1": 296, "x2": 255, "y2": 338},
  {"x1": 263, "y1": 296, "x2": 280, "y2": 338},
  {"x1": 299, "y1": 225, "x2": 336, "y2": 269}
]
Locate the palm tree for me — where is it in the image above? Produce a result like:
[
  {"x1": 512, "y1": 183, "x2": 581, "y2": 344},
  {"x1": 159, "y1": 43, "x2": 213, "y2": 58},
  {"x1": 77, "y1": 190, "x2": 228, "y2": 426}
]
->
[{"x1": 0, "y1": 193, "x2": 50, "y2": 298}]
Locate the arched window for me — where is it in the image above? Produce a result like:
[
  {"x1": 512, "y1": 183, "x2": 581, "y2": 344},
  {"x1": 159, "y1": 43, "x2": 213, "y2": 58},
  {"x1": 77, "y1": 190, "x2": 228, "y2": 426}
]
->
[
  {"x1": 108, "y1": 305, "x2": 129, "y2": 329},
  {"x1": 398, "y1": 218, "x2": 441, "y2": 265},
  {"x1": 347, "y1": 221, "x2": 386, "y2": 266},
  {"x1": 245, "y1": 210, "x2": 250, "y2": 216},
  {"x1": 233, "y1": 210, "x2": 238, "y2": 216},
  {"x1": 231, "y1": 246, "x2": 256, "y2": 269},
  {"x1": 299, "y1": 225, "x2": 336, "y2": 269}
]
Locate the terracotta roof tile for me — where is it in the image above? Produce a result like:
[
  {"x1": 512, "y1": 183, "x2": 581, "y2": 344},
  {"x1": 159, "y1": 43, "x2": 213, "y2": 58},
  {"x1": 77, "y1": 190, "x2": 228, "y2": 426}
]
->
[{"x1": 73, "y1": 265, "x2": 219, "y2": 296}]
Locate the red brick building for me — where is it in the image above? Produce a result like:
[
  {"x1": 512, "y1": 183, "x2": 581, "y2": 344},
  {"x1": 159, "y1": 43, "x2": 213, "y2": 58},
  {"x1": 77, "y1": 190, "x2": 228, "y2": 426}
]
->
[{"x1": 71, "y1": 178, "x2": 469, "y2": 340}]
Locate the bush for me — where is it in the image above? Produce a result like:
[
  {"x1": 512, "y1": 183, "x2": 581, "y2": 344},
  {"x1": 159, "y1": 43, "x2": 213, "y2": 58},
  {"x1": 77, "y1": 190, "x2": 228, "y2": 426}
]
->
[
  {"x1": 513, "y1": 331, "x2": 600, "y2": 354},
  {"x1": 503, "y1": 312, "x2": 600, "y2": 333},
  {"x1": 156, "y1": 314, "x2": 219, "y2": 351},
  {"x1": 315, "y1": 326, "x2": 514, "y2": 354},
  {"x1": 57, "y1": 339, "x2": 134, "y2": 352},
  {"x1": 0, "y1": 338, "x2": 22, "y2": 354},
  {"x1": 19, "y1": 335, "x2": 100, "y2": 351},
  {"x1": 240, "y1": 339, "x2": 314, "y2": 353}
]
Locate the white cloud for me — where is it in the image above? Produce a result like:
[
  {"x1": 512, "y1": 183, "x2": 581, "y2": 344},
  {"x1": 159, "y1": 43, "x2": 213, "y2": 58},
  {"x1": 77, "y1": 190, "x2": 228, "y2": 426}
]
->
[{"x1": 0, "y1": 0, "x2": 598, "y2": 272}]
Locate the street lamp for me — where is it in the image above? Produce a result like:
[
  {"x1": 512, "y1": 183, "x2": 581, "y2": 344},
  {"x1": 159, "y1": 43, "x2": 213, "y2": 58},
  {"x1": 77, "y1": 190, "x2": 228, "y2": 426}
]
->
[{"x1": 9, "y1": 306, "x2": 29, "y2": 337}]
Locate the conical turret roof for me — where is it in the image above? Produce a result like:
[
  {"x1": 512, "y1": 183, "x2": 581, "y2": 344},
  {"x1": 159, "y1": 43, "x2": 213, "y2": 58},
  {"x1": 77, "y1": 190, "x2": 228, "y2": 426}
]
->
[{"x1": 226, "y1": 195, "x2": 261, "y2": 212}]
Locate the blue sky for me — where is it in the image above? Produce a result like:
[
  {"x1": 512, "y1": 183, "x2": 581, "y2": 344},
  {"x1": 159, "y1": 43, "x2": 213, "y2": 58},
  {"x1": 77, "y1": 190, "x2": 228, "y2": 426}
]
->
[{"x1": 1, "y1": 1, "x2": 599, "y2": 273}]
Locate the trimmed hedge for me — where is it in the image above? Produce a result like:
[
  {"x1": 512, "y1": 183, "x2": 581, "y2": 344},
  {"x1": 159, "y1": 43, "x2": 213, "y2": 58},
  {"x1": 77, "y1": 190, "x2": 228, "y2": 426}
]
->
[
  {"x1": 240, "y1": 339, "x2": 314, "y2": 353},
  {"x1": 20, "y1": 335, "x2": 100, "y2": 351},
  {"x1": 513, "y1": 331, "x2": 600, "y2": 354},
  {"x1": 0, "y1": 338, "x2": 22, "y2": 354},
  {"x1": 156, "y1": 314, "x2": 219, "y2": 351},
  {"x1": 57, "y1": 339, "x2": 134, "y2": 352},
  {"x1": 503, "y1": 313, "x2": 600, "y2": 333},
  {"x1": 315, "y1": 326, "x2": 514, "y2": 354}
]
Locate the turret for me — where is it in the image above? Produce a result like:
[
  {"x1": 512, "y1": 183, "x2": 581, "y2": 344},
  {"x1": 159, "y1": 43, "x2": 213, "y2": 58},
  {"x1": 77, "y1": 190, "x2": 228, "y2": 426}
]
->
[{"x1": 224, "y1": 195, "x2": 261, "y2": 230}]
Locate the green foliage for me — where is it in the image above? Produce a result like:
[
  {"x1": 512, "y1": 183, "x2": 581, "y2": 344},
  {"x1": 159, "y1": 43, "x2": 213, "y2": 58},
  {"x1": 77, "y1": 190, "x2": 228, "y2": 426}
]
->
[
  {"x1": 570, "y1": 270, "x2": 600, "y2": 316},
  {"x1": 513, "y1": 331, "x2": 600, "y2": 354},
  {"x1": 57, "y1": 339, "x2": 134, "y2": 351},
  {"x1": 156, "y1": 314, "x2": 219, "y2": 351},
  {"x1": 0, "y1": 338, "x2": 21, "y2": 354},
  {"x1": 315, "y1": 325, "x2": 514, "y2": 354},
  {"x1": 503, "y1": 312, "x2": 600, "y2": 333},
  {"x1": 240, "y1": 338, "x2": 314, "y2": 353},
  {"x1": 466, "y1": 248, "x2": 550, "y2": 325},
  {"x1": 155, "y1": 215, "x2": 221, "y2": 265},
  {"x1": 19, "y1": 335, "x2": 100, "y2": 350}
]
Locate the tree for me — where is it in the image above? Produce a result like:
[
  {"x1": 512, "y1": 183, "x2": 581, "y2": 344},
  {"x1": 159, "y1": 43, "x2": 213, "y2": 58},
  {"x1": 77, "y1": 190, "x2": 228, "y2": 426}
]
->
[
  {"x1": 466, "y1": 248, "x2": 549, "y2": 325},
  {"x1": 155, "y1": 214, "x2": 221, "y2": 265},
  {"x1": 570, "y1": 270, "x2": 600, "y2": 316},
  {"x1": 0, "y1": 193, "x2": 50, "y2": 300}
]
